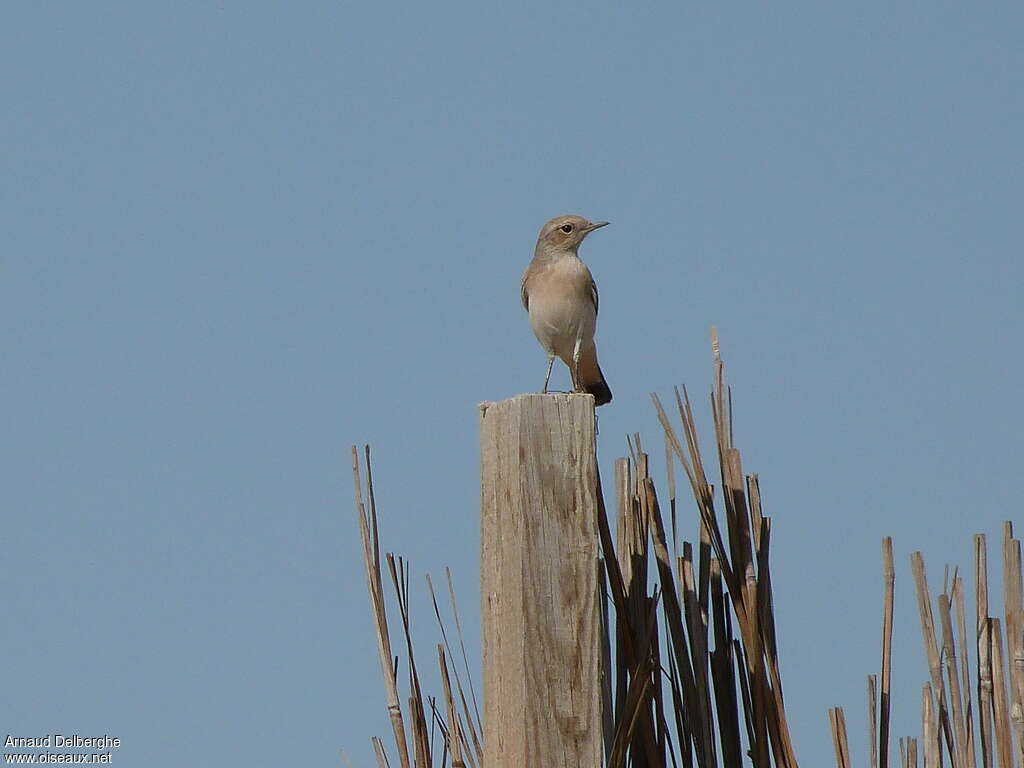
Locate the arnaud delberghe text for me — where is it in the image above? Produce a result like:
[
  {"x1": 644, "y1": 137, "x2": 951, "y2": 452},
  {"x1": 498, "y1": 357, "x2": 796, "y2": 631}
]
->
[{"x1": 5, "y1": 735, "x2": 121, "y2": 750}]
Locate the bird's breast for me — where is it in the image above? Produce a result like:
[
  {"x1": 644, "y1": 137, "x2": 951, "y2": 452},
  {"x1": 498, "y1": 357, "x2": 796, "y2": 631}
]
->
[{"x1": 526, "y1": 258, "x2": 597, "y2": 354}]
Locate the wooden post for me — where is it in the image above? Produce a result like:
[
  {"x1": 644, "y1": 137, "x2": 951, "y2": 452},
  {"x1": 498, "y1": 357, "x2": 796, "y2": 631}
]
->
[{"x1": 479, "y1": 393, "x2": 603, "y2": 768}]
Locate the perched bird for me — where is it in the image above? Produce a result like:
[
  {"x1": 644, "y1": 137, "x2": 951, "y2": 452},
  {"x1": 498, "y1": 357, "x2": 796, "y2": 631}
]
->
[{"x1": 520, "y1": 215, "x2": 612, "y2": 406}]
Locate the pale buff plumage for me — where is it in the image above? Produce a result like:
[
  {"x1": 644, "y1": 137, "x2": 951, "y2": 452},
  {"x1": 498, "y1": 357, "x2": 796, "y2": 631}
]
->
[{"x1": 520, "y1": 215, "x2": 612, "y2": 406}]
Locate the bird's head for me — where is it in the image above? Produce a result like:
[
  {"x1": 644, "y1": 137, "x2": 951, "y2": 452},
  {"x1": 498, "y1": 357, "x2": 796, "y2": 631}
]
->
[{"x1": 537, "y1": 215, "x2": 609, "y2": 254}]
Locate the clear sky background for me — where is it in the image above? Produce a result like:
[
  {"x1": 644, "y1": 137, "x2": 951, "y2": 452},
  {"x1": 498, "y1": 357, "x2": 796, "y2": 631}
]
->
[{"x1": 3, "y1": 2, "x2": 1022, "y2": 766}]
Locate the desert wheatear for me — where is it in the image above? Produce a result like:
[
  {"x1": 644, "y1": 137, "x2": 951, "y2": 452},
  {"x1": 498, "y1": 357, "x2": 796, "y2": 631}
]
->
[{"x1": 520, "y1": 215, "x2": 612, "y2": 406}]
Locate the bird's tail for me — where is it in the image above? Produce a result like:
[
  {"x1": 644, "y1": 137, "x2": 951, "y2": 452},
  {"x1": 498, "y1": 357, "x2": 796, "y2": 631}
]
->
[
  {"x1": 573, "y1": 344, "x2": 612, "y2": 406},
  {"x1": 584, "y1": 372, "x2": 612, "y2": 406}
]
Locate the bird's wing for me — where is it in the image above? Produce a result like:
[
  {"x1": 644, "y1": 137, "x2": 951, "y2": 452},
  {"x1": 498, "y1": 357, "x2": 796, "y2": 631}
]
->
[
  {"x1": 520, "y1": 270, "x2": 530, "y2": 310},
  {"x1": 589, "y1": 276, "x2": 599, "y2": 315}
]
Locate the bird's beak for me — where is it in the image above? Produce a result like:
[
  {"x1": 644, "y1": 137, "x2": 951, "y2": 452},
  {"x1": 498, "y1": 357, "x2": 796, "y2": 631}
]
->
[{"x1": 585, "y1": 221, "x2": 610, "y2": 232}]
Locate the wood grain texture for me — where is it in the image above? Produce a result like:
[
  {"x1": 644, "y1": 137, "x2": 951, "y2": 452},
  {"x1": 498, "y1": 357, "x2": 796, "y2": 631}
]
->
[{"x1": 479, "y1": 393, "x2": 603, "y2": 768}]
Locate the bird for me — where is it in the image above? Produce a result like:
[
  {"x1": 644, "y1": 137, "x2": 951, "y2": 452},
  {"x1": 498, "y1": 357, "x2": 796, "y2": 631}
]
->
[{"x1": 520, "y1": 214, "x2": 612, "y2": 406}]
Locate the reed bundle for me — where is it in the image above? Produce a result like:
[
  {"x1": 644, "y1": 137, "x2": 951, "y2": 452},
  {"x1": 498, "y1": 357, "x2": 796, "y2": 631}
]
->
[
  {"x1": 351, "y1": 331, "x2": 1017, "y2": 768},
  {"x1": 830, "y1": 526, "x2": 1024, "y2": 768},
  {"x1": 353, "y1": 443, "x2": 484, "y2": 768}
]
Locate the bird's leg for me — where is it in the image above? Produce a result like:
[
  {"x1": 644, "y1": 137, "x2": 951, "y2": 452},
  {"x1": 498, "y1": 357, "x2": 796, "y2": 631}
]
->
[
  {"x1": 572, "y1": 334, "x2": 583, "y2": 392},
  {"x1": 542, "y1": 353, "x2": 555, "y2": 394}
]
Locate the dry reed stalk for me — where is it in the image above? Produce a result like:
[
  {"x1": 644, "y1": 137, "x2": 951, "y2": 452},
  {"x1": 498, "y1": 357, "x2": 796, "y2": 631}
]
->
[
  {"x1": 598, "y1": 458, "x2": 633, "y2": 653},
  {"x1": 443, "y1": 569, "x2": 482, "y2": 739},
  {"x1": 455, "y1": 715, "x2": 477, "y2": 768},
  {"x1": 839, "y1": 708, "x2": 852, "y2": 768},
  {"x1": 828, "y1": 708, "x2": 842, "y2": 768},
  {"x1": 922, "y1": 684, "x2": 937, "y2": 768},
  {"x1": 976, "y1": 535, "x2": 994, "y2": 768},
  {"x1": 425, "y1": 576, "x2": 482, "y2": 768},
  {"x1": 372, "y1": 737, "x2": 391, "y2": 768},
  {"x1": 989, "y1": 618, "x2": 1013, "y2": 768},
  {"x1": 443, "y1": 573, "x2": 483, "y2": 766},
  {"x1": 952, "y1": 576, "x2": 976, "y2": 768},
  {"x1": 387, "y1": 554, "x2": 431, "y2": 768},
  {"x1": 681, "y1": 542, "x2": 715, "y2": 767},
  {"x1": 614, "y1": 455, "x2": 634, "y2": 739},
  {"x1": 733, "y1": 636, "x2": 756, "y2": 753},
  {"x1": 666, "y1": 431, "x2": 677, "y2": 562},
  {"x1": 979, "y1": 618, "x2": 995, "y2": 768},
  {"x1": 1001, "y1": 525, "x2": 1024, "y2": 755},
  {"x1": 829, "y1": 707, "x2": 852, "y2": 768},
  {"x1": 940, "y1": 592, "x2": 969, "y2": 768},
  {"x1": 662, "y1": 632, "x2": 691, "y2": 768},
  {"x1": 709, "y1": 556, "x2": 743, "y2": 768},
  {"x1": 599, "y1": 562, "x2": 614, "y2": 766},
  {"x1": 755, "y1": 518, "x2": 798, "y2": 767},
  {"x1": 911, "y1": 552, "x2": 957, "y2": 762},
  {"x1": 609, "y1": 662, "x2": 654, "y2": 768},
  {"x1": 748, "y1": 476, "x2": 777, "y2": 664},
  {"x1": 870, "y1": 675, "x2": 879, "y2": 768},
  {"x1": 909, "y1": 738, "x2": 918, "y2": 768},
  {"x1": 882, "y1": 538, "x2": 896, "y2": 768},
  {"x1": 437, "y1": 646, "x2": 464, "y2": 768},
  {"x1": 651, "y1": 607, "x2": 668, "y2": 761},
  {"x1": 354, "y1": 446, "x2": 413, "y2": 768}
]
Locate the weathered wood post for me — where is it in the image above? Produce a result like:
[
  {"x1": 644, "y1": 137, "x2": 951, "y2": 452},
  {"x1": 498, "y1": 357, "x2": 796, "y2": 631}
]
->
[{"x1": 479, "y1": 393, "x2": 604, "y2": 768}]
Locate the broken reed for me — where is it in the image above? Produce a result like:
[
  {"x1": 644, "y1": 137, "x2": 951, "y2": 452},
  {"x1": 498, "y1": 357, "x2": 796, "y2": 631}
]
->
[
  {"x1": 352, "y1": 331, "x2": 801, "y2": 768},
  {"x1": 828, "y1": 525, "x2": 1024, "y2": 768}
]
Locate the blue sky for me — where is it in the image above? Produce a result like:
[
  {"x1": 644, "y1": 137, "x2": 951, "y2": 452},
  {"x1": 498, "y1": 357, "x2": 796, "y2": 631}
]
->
[{"x1": 3, "y1": 2, "x2": 1022, "y2": 766}]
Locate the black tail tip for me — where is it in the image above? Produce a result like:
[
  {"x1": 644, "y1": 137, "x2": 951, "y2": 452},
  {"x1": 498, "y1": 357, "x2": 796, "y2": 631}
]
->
[{"x1": 585, "y1": 380, "x2": 612, "y2": 407}]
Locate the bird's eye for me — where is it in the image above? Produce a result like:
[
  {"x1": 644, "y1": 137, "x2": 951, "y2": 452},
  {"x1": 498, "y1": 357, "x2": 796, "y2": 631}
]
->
[{"x1": 560, "y1": 223, "x2": 574, "y2": 233}]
